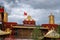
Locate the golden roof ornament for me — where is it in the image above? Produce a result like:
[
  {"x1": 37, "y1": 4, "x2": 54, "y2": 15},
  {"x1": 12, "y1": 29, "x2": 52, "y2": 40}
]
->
[
  {"x1": 49, "y1": 12, "x2": 55, "y2": 24},
  {"x1": 27, "y1": 15, "x2": 32, "y2": 20},
  {"x1": 24, "y1": 15, "x2": 35, "y2": 21},
  {"x1": 49, "y1": 12, "x2": 54, "y2": 16}
]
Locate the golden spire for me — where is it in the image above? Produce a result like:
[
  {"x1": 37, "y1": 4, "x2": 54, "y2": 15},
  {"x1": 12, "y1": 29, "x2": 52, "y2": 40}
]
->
[
  {"x1": 50, "y1": 13, "x2": 54, "y2": 16},
  {"x1": 4, "y1": 11, "x2": 8, "y2": 22},
  {"x1": 51, "y1": 13, "x2": 52, "y2": 15},
  {"x1": 49, "y1": 13, "x2": 55, "y2": 24}
]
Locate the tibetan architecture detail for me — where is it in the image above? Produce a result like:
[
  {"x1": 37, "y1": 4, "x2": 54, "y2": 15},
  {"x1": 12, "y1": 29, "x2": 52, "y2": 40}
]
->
[
  {"x1": 0, "y1": 5, "x2": 60, "y2": 40},
  {"x1": 44, "y1": 29, "x2": 60, "y2": 38},
  {"x1": 0, "y1": 30, "x2": 11, "y2": 35},
  {"x1": 4, "y1": 11, "x2": 8, "y2": 22},
  {"x1": 49, "y1": 13, "x2": 55, "y2": 24},
  {"x1": 0, "y1": 6, "x2": 4, "y2": 30},
  {"x1": 41, "y1": 13, "x2": 58, "y2": 30},
  {"x1": 23, "y1": 15, "x2": 35, "y2": 26}
]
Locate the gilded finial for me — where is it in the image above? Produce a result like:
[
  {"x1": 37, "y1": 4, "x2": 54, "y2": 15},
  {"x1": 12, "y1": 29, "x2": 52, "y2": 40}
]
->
[
  {"x1": 51, "y1": 13, "x2": 52, "y2": 15},
  {"x1": 27, "y1": 15, "x2": 32, "y2": 21}
]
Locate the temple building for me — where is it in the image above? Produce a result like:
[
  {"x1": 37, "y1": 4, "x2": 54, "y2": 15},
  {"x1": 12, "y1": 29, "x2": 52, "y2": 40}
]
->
[
  {"x1": 41, "y1": 13, "x2": 58, "y2": 30},
  {"x1": 0, "y1": 6, "x2": 17, "y2": 30},
  {"x1": 0, "y1": 5, "x2": 60, "y2": 40},
  {"x1": 23, "y1": 15, "x2": 35, "y2": 26},
  {"x1": 0, "y1": 6, "x2": 8, "y2": 23},
  {"x1": 42, "y1": 13, "x2": 60, "y2": 40},
  {"x1": 0, "y1": 6, "x2": 11, "y2": 40},
  {"x1": 0, "y1": 6, "x2": 8, "y2": 24},
  {"x1": 0, "y1": 6, "x2": 4, "y2": 30}
]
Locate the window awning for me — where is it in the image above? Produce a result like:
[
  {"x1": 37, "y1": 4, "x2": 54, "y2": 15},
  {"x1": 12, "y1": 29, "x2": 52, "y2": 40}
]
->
[
  {"x1": 0, "y1": 30, "x2": 11, "y2": 35},
  {"x1": 44, "y1": 29, "x2": 60, "y2": 38}
]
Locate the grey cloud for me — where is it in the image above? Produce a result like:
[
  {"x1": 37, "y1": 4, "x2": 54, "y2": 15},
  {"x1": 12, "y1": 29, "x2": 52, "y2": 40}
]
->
[
  {"x1": 18, "y1": 0, "x2": 60, "y2": 9},
  {"x1": 3, "y1": 0, "x2": 60, "y2": 9}
]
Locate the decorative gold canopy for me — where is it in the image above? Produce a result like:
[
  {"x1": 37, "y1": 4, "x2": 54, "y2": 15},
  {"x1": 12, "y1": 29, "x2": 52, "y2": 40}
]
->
[{"x1": 25, "y1": 15, "x2": 35, "y2": 21}]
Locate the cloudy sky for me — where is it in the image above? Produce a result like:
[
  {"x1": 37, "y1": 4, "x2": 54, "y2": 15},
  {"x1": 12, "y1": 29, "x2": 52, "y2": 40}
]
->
[{"x1": 0, "y1": 0, "x2": 60, "y2": 25}]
